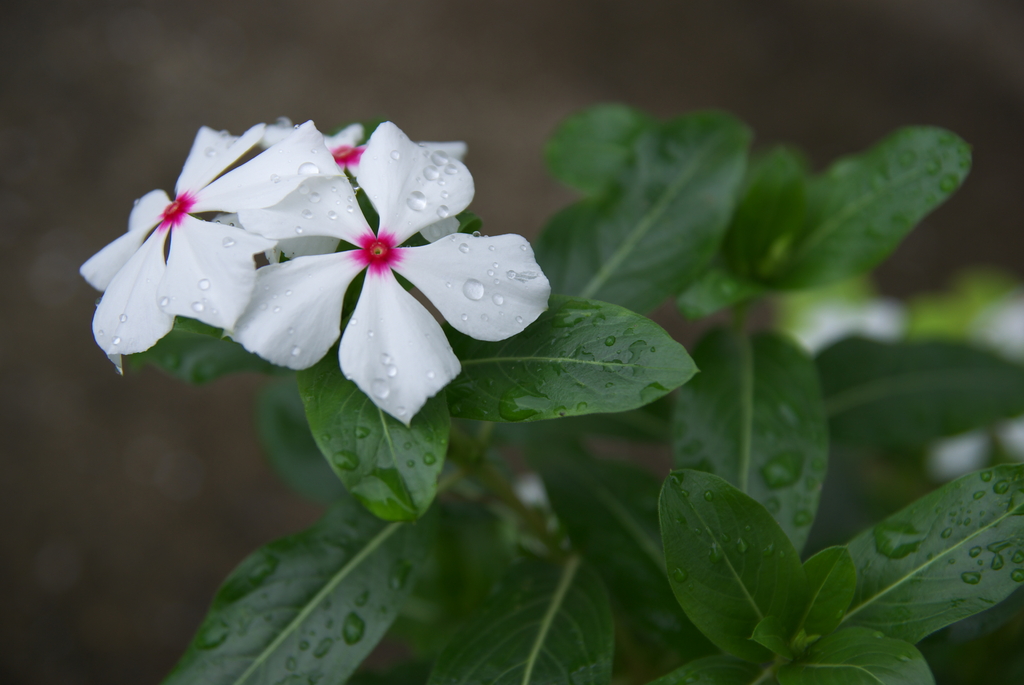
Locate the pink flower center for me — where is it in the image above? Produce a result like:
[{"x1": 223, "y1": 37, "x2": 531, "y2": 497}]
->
[
  {"x1": 332, "y1": 145, "x2": 365, "y2": 169},
  {"x1": 158, "y1": 192, "x2": 196, "y2": 231},
  {"x1": 355, "y1": 231, "x2": 402, "y2": 276}
]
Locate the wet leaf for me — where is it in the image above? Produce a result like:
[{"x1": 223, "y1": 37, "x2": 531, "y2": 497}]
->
[
  {"x1": 646, "y1": 654, "x2": 767, "y2": 685},
  {"x1": 798, "y1": 546, "x2": 857, "y2": 639},
  {"x1": 777, "y1": 628, "x2": 934, "y2": 685},
  {"x1": 676, "y1": 264, "x2": 766, "y2": 320}
]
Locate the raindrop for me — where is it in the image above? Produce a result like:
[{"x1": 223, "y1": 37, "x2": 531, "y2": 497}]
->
[
  {"x1": 390, "y1": 150, "x2": 401, "y2": 161},
  {"x1": 1014, "y1": 551, "x2": 1024, "y2": 564},
  {"x1": 112, "y1": 336, "x2": 121, "y2": 345},
  {"x1": 444, "y1": 164, "x2": 458, "y2": 175},
  {"x1": 459, "y1": 243, "x2": 470, "y2": 253},
  {"x1": 159, "y1": 297, "x2": 170, "y2": 307},
  {"x1": 191, "y1": 302, "x2": 205, "y2": 313},
  {"x1": 328, "y1": 210, "x2": 338, "y2": 220},
  {"x1": 119, "y1": 314, "x2": 128, "y2": 323},
  {"x1": 198, "y1": 279, "x2": 210, "y2": 291},
  {"x1": 437, "y1": 205, "x2": 449, "y2": 219},
  {"x1": 994, "y1": 480, "x2": 1010, "y2": 494},
  {"x1": 970, "y1": 546, "x2": 982, "y2": 558},
  {"x1": 481, "y1": 314, "x2": 489, "y2": 322},
  {"x1": 342, "y1": 612, "x2": 365, "y2": 644},
  {"x1": 940, "y1": 174, "x2": 959, "y2": 193},
  {"x1": 507, "y1": 270, "x2": 517, "y2": 279},
  {"x1": 440, "y1": 190, "x2": 449, "y2": 198},
  {"x1": 703, "y1": 490, "x2": 714, "y2": 501},
  {"x1": 426, "y1": 371, "x2": 436, "y2": 380},
  {"x1": 961, "y1": 572, "x2": 982, "y2": 585},
  {"x1": 462, "y1": 279, "x2": 484, "y2": 300},
  {"x1": 291, "y1": 346, "x2": 301, "y2": 357},
  {"x1": 604, "y1": 336, "x2": 616, "y2": 346},
  {"x1": 298, "y1": 162, "x2": 319, "y2": 175},
  {"x1": 371, "y1": 379, "x2": 389, "y2": 398},
  {"x1": 424, "y1": 453, "x2": 437, "y2": 465},
  {"x1": 941, "y1": 527, "x2": 953, "y2": 539},
  {"x1": 460, "y1": 314, "x2": 468, "y2": 321},
  {"x1": 222, "y1": 237, "x2": 235, "y2": 247},
  {"x1": 309, "y1": 192, "x2": 321, "y2": 203},
  {"x1": 874, "y1": 522, "x2": 926, "y2": 559},
  {"x1": 761, "y1": 452, "x2": 803, "y2": 489},
  {"x1": 407, "y1": 191, "x2": 427, "y2": 211},
  {"x1": 708, "y1": 542, "x2": 723, "y2": 563},
  {"x1": 331, "y1": 450, "x2": 360, "y2": 471},
  {"x1": 385, "y1": 364, "x2": 398, "y2": 378},
  {"x1": 195, "y1": 619, "x2": 230, "y2": 650},
  {"x1": 793, "y1": 510, "x2": 813, "y2": 526},
  {"x1": 204, "y1": 146, "x2": 217, "y2": 157},
  {"x1": 301, "y1": 209, "x2": 313, "y2": 219},
  {"x1": 671, "y1": 567, "x2": 688, "y2": 583},
  {"x1": 314, "y1": 638, "x2": 332, "y2": 658},
  {"x1": 424, "y1": 165, "x2": 440, "y2": 181},
  {"x1": 389, "y1": 560, "x2": 412, "y2": 589},
  {"x1": 515, "y1": 316, "x2": 524, "y2": 324},
  {"x1": 492, "y1": 294, "x2": 504, "y2": 305},
  {"x1": 736, "y1": 538, "x2": 749, "y2": 553},
  {"x1": 431, "y1": 151, "x2": 449, "y2": 166}
]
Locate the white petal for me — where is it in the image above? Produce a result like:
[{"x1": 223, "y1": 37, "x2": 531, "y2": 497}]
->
[
  {"x1": 91, "y1": 230, "x2": 174, "y2": 356},
  {"x1": 234, "y1": 252, "x2": 364, "y2": 369},
  {"x1": 394, "y1": 233, "x2": 551, "y2": 341},
  {"x1": 236, "y1": 174, "x2": 368, "y2": 245},
  {"x1": 157, "y1": 216, "x2": 276, "y2": 331},
  {"x1": 274, "y1": 235, "x2": 341, "y2": 260},
  {"x1": 195, "y1": 121, "x2": 333, "y2": 213},
  {"x1": 419, "y1": 217, "x2": 460, "y2": 243},
  {"x1": 356, "y1": 122, "x2": 474, "y2": 245},
  {"x1": 340, "y1": 269, "x2": 460, "y2": 425},
  {"x1": 260, "y1": 117, "x2": 295, "y2": 148},
  {"x1": 324, "y1": 123, "x2": 364, "y2": 149},
  {"x1": 80, "y1": 189, "x2": 171, "y2": 291},
  {"x1": 175, "y1": 124, "x2": 266, "y2": 196},
  {"x1": 419, "y1": 140, "x2": 467, "y2": 161}
]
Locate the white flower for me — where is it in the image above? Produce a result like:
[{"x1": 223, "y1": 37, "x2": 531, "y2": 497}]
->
[
  {"x1": 233, "y1": 122, "x2": 550, "y2": 424},
  {"x1": 267, "y1": 119, "x2": 467, "y2": 176},
  {"x1": 80, "y1": 121, "x2": 334, "y2": 367}
]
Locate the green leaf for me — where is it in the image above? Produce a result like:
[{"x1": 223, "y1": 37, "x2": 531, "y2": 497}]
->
[
  {"x1": 349, "y1": 661, "x2": 431, "y2": 685},
  {"x1": 298, "y1": 352, "x2": 449, "y2": 521},
  {"x1": 530, "y1": 443, "x2": 716, "y2": 660},
  {"x1": 772, "y1": 127, "x2": 971, "y2": 289},
  {"x1": 673, "y1": 329, "x2": 829, "y2": 552},
  {"x1": 127, "y1": 317, "x2": 286, "y2": 384},
  {"x1": 647, "y1": 655, "x2": 767, "y2": 685},
  {"x1": 496, "y1": 395, "x2": 672, "y2": 445},
  {"x1": 723, "y1": 146, "x2": 809, "y2": 281},
  {"x1": 751, "y1": 615, "x2": 794, "y2": 659},
  {"x1": 163, "y1": 497, "x2": 436, "y2": 685},
  {"x1": 842, "y1": 464, "x2": 1024, "y2": 643},
  {"x1": 659, "y1": 469, "x2": 809, "y2": 662},
  {"x1": 676, "y1": 265, "x2": 767, "y2": 320},
  {"x1": 535, "y1": 112, "x2": 750, "y2": 313},
  {"x1": 427, "y1": 558, "x2": 614, "y2": 685},
  {"x1": 390, "y1": 502, "x2": 517, "y2": 655},
  {"x1": 446, "y1": 296, "x2": 696, "y2": 422},
  {"x1": 818, "y1": 338, "x2": 1024, "y2": 449},
  {"x1": 798, "y1": 546, "x2": 857, "y2": 639},
  {"x1": 545, "y1": 103, "x2": 656, "y2": 195},
  {"x1": 940, "y1": 584, "x2": 1024, "y2": 644},
  {"x1": 777, "y1": 627, "x2": 934, "y2": 685},
  {"x1": 255, "y1": 378, "x2": 346, "y2": 505}
]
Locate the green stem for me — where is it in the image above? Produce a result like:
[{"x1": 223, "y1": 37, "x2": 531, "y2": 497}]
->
[
  {"x1": 475, "y1": 460, "x2": 566, "y2": 561},
  {"x1": 734, "y1": 305, "x2": 754, "y2": 494}
]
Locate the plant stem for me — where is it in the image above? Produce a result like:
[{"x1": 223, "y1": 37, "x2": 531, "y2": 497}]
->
[{"x1": 734, "y1": 304, "x2": 754, "y2": 494}]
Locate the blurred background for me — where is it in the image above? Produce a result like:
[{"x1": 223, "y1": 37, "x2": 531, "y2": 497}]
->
[{"x1": 2, "y1": 0, "x2": 1024, "y2": 683}]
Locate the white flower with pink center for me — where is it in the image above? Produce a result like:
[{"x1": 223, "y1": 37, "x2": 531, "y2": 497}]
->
[
  {"x1": 80, "y1": 122, "x2": 334, "y2": 366},
  {"x1": 232, "y1": 122, "x2": 550, "y2": 424}
]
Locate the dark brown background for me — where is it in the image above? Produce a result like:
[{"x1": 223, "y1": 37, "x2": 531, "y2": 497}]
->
[{"x1": 2, "y1": 1, "x2": 1023, "y2": 683}]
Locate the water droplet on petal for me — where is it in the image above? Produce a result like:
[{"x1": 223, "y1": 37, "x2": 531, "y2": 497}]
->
[
  {"x1": 492, "y1": 294, "x2": 504, "y2": 305},
  {"x1": 301, "y1": 209, "x2": 313, "y2": 219},
  {"x1": 390, "y1": 150, "x2": 401, "y2": 161},
  {"x1": 222, "y1": 236, "x2": 235, "y2": 247},
  {"x1": 192, "y1": 302, "x2": 205, "y2": 313},
  {"x1": 426, "y1": 371, "x2": 436, "y2": 379},
  {"x1": 270, "y1": 173, "x2": 281, "y2": 183},
  {"x1": 460, "y1": 314, "x2": 468, "y2": 321},
  {"x1": 407, "y1": 191, "x2": 427, "y2": 211},
  {"x1": 515, "y1": 316, "x2": 523, "y2": 324},
  {"x1": 309, "y1": 192, "x2": 321, "y2": 203},
  {"x1": 111, "y1": 336, "x2": 121, "y2": 345},
  {"x1": 458, "y1": 243, "x2": 470, "y2": 253},
  {"x1": 119, "y1": 313, "x2": 128, "y2": 323},
  {"x1": 198, "y1": 279, "x2": 210, "y2": 291},
  {"x1": 424, "y1": 165, "x2": 440, "y2": 180},
  {"x1": 444, "y1": 163, "x2": 458, "y2": 175},
  {"x1": 371, "y1": 379, "x2": 389, "y2": 398},
  {"x1": 385, "y1": 364, "x2": 398, "y2": 378},
  {"x1": 159, "y1": 297, "x2": 170, "y2": 307},
  {"x1": 437, "y1": 205, "x2": 449, "y2": 218},
  {"x1": 291, "y1": 346, "x2": 301, "y2": 357},
  {"x1": 298, "y1": 162, "x2": 319, "y2": 175},
  {"x1": 462, "y1": 279, "x2": 484, "y2": 300},
  {"x1": 204, "y1": 146, "x2": 217, "y2": 157}
]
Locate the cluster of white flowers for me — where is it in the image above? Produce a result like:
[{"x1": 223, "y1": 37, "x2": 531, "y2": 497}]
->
[{"x1": 81, "y1": 120, "x2": 550, "y2": 424}]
